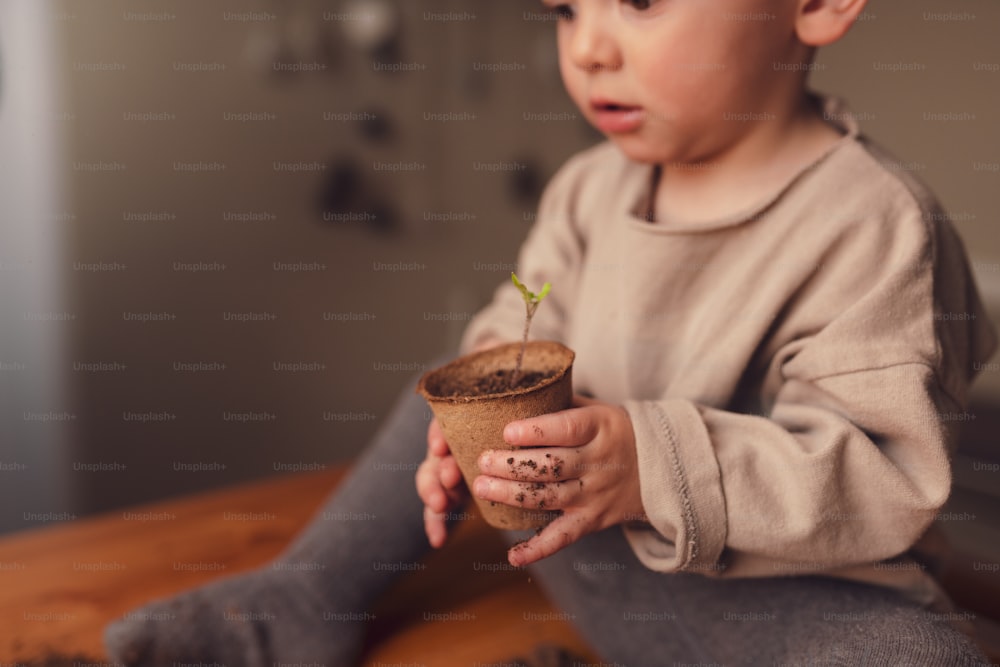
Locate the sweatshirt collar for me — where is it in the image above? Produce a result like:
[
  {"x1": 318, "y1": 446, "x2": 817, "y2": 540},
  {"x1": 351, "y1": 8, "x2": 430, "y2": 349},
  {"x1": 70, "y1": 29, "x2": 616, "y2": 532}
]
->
[{"x1": 632, "y1": 92, "x2": 861, "y2": 233}]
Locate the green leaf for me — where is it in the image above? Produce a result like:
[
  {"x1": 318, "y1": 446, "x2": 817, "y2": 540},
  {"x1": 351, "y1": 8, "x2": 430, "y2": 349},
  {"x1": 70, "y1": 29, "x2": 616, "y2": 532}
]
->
[
  {"x1": 511, "y1": 272, "x2": 530, "y2": 300},
  {"x1": 512, "y1": 272, "x2": 551, "y2": 304}
]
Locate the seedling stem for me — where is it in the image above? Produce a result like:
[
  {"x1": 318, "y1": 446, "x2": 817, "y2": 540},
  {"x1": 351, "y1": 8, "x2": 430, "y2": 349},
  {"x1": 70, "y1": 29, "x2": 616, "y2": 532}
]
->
[{"x1": 510, "y1": 273, "x2": 551, "y2": 388}]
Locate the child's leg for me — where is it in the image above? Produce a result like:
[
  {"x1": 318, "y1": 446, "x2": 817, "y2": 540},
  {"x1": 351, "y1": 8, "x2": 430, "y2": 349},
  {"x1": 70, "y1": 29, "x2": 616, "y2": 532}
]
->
[
  {"x1": 522, "y1": 527, "x2": 989, "y2": 666},
  {"x1": 104, "y1": 362, "x2": 442, "y2": 666}
]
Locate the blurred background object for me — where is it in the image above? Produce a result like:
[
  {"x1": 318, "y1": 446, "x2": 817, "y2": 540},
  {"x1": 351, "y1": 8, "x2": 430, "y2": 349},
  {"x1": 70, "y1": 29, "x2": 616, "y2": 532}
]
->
[
  {"x1": 0, "y1": 0, "x2": 73, "y2": 537},
  {"x1": 0, "y1": 0, "x2": 997, "y2": 568}
]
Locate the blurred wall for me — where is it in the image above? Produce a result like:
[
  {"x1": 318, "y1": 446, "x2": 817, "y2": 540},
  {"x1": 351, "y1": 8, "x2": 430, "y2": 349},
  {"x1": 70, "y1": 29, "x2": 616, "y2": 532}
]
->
[
  {"x1": 0, "y1": 0, "x2": 997, "y2": 534},
  {"x1": 8, "y1": 0, "x2": 594, "y2": 532}
]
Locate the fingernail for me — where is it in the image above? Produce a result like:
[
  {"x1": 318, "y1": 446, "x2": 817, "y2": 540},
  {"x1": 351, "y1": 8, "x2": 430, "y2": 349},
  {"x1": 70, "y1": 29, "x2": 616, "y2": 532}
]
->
[
  {"x1": 473, "y1": 477, "x2": 489, "y2": 497},
  {"x1": 503, "y1": 423, "x2": 520, "y2": 442},
  {"x1": 478, "y1": 452, "x2": 491, "y2": 471}
]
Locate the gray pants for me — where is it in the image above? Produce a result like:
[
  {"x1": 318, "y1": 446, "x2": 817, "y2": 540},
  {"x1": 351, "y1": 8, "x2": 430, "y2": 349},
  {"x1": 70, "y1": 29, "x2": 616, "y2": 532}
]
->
[{"x1": 335, "y1": 360, "x2": 991, "y2": 666}]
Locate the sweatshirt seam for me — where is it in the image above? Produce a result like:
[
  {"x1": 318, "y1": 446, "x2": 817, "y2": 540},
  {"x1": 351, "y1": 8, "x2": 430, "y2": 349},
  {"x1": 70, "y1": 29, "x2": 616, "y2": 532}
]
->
[
  {"x1": 799, "y1": 360, "x2": 964, "y2": 411},
  {"x1": 650, "y1": 401, "x2": 699, "y2": 569},
  {"x1": 850, "y1": 137, "x2": 950, "y2": 377}
]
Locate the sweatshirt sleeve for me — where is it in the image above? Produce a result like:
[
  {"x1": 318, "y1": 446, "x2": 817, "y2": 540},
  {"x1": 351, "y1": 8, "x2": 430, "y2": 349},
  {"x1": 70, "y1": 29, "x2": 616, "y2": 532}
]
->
[
  {"x1": 458, "y1": 150, "x2": 595, "y2": 355},
  {"x1": 621, "y1": 206, "x2": 998, "y2": 577},
  {"x1": 622, "y1": 364, "x2": 963, "y2": 575}
]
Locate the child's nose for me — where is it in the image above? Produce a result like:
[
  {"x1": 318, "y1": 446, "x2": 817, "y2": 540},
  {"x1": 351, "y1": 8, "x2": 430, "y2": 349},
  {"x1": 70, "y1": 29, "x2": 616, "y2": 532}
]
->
[{"x1": 566, "y1": 13, "x2": 621, "y2": 73}]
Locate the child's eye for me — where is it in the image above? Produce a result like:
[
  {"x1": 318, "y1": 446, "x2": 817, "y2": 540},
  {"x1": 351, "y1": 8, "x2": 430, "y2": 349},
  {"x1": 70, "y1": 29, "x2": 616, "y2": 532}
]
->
[{"x1": 624, "y1": 0, "x2": 654, "y2": 10}]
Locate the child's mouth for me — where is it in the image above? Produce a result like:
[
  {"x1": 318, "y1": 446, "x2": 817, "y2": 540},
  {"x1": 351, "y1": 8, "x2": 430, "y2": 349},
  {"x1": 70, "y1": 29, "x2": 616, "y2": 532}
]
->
[{"x1": 591, "y1": 101, "x2": 644, "y2": 134}]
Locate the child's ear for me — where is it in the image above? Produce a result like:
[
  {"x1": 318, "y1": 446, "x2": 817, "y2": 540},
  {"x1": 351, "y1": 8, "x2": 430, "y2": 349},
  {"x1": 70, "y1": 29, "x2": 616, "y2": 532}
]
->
[{"x1": 794, "y1": 0, "x2": 869, "y2": 47}]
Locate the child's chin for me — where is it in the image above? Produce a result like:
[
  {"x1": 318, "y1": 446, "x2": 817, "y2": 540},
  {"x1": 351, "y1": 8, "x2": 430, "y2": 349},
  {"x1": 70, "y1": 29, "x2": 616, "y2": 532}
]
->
[{"x1": 608, "y1": 137, "x2": 674, "y2": 166}]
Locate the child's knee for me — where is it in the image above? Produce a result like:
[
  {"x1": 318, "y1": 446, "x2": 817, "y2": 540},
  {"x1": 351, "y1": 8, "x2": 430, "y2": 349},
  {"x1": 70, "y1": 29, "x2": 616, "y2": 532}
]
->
[{"x1": 831, "y1": 608, "x2": 987, "y2": 666}]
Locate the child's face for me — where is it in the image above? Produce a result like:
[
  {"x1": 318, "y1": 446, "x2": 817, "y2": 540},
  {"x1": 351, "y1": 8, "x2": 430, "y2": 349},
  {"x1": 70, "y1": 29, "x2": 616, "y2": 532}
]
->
[{"x1": 545, "y1": 0, "x2": 808, "y2": 165}]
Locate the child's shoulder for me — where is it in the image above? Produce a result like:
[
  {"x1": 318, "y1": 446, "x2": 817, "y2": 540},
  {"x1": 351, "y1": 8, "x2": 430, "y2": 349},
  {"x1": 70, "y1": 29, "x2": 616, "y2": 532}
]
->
[
  {"x1": 833, "y1": 134, "x2": 941, "y2": 217},
  {"x1": 793, "y1": 96, "x2": 944, "y2": 233},
  {"x1": 847, "y1": 136, "x2": 947, "y2": 227},
  {"x1": 789, "y1": 123, "x2": 951, "y2": 253}
]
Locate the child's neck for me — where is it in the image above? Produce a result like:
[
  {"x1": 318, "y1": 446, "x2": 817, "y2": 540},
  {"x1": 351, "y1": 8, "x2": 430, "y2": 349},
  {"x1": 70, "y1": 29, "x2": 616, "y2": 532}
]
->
[{"x1": 651, "y1": 97, "x2": 844, "y2": 225}]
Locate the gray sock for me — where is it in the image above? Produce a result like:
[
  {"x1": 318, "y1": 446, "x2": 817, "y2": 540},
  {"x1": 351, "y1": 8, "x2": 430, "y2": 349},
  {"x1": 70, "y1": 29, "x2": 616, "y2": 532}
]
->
[{"x1": 104, "y1": 372, "x2": 436, "y2": 666}]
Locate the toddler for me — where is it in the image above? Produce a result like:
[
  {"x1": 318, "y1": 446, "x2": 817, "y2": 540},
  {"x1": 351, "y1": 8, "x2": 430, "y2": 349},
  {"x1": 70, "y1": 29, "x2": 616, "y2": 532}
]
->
[{"x1": 107, "y1": 0, "x2": 997, "y2": 664}]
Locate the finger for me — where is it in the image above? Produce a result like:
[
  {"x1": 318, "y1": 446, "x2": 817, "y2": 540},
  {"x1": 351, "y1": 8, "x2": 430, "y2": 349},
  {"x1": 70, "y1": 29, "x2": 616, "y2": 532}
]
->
[
  {"x1": 439, "y1": 454, "x2": 465, "y2": 490},
  {"x1": 503, "y1": 407, "x2": 599, "y2": 448},
  {"x1": 442, "y1": 483, "x2": 468, "y2": 512},
  {"x1": 427, "y1": 418, "x2": 449, "y2": 457},
  {"x1": 478, "y1": 449, "x2": 576, "y2": 483},
  {"x1": 415, "y1": 459, "x2": 448, "y2": 513},
  {"x1": 438, "y1": 457, "x2": 469, "y2": 510},
  {"x1": 423, "y1": 505, "x2": 448, "y2": 548},
  {"x1": 472, "y1": 475, "x2": 580, "y2": 511},
  {"x1": 508, "y1": 512, "x2": 588, "y2": 567}
]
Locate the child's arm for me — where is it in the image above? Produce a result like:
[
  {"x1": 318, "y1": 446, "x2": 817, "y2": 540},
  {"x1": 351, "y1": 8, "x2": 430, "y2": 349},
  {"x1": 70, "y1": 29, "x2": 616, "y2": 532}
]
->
[
  {"x1": 474, "y1": 355, "x2": 975, "y2": 571},
  {"x1": 474, "y1": 209, "x2": 998, "y2": 575},
  {"x1": 612, "y1": 362, "x2": 968, "y2": 576}
]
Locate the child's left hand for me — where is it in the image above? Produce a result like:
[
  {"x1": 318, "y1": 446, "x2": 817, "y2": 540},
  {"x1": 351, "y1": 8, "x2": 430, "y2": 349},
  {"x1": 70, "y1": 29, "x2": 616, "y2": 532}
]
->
[{"x1": 473, "y1": 395, "x2": 645, "y2": 567}]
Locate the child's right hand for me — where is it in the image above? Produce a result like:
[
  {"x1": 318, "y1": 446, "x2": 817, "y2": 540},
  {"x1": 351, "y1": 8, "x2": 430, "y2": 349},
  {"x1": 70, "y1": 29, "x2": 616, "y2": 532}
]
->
[{"x1": 415, "y1": 417, "x2": 468, "y2": 548}]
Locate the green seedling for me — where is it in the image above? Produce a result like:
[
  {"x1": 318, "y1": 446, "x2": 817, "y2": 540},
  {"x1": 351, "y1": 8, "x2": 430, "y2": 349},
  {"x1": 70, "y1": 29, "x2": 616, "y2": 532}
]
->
[{"x1": 510, "y1": 272, "x2": 551, "y2": 388}]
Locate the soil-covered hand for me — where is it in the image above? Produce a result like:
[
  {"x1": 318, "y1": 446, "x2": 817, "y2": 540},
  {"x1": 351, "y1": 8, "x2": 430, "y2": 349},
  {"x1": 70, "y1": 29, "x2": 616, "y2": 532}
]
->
[
  {"x1": 416, "y1": 417, "x2": 469, "y2": 548},
  {"x1": 473, "y1": 395, "x2": 644, "y2": 567}
]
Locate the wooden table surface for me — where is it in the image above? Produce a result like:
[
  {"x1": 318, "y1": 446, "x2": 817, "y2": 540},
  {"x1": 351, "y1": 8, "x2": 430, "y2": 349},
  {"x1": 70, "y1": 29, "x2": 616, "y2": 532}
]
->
[{"x1": 0, "y1": 467, "x2": 597, "y2": 665}]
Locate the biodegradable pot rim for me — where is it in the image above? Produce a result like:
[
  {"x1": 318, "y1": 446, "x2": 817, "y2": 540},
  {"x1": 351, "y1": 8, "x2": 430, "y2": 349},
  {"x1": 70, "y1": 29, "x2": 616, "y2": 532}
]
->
[{"x1": 417, "y1": 341, "x2": 575, "y2": 404}]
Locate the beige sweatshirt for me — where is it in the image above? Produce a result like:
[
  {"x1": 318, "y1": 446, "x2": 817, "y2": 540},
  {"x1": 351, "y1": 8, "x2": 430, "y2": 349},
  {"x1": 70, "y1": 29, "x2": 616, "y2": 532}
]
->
[{"x1": 459, "y1": 96, "x2": 998, "y2": 606}]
